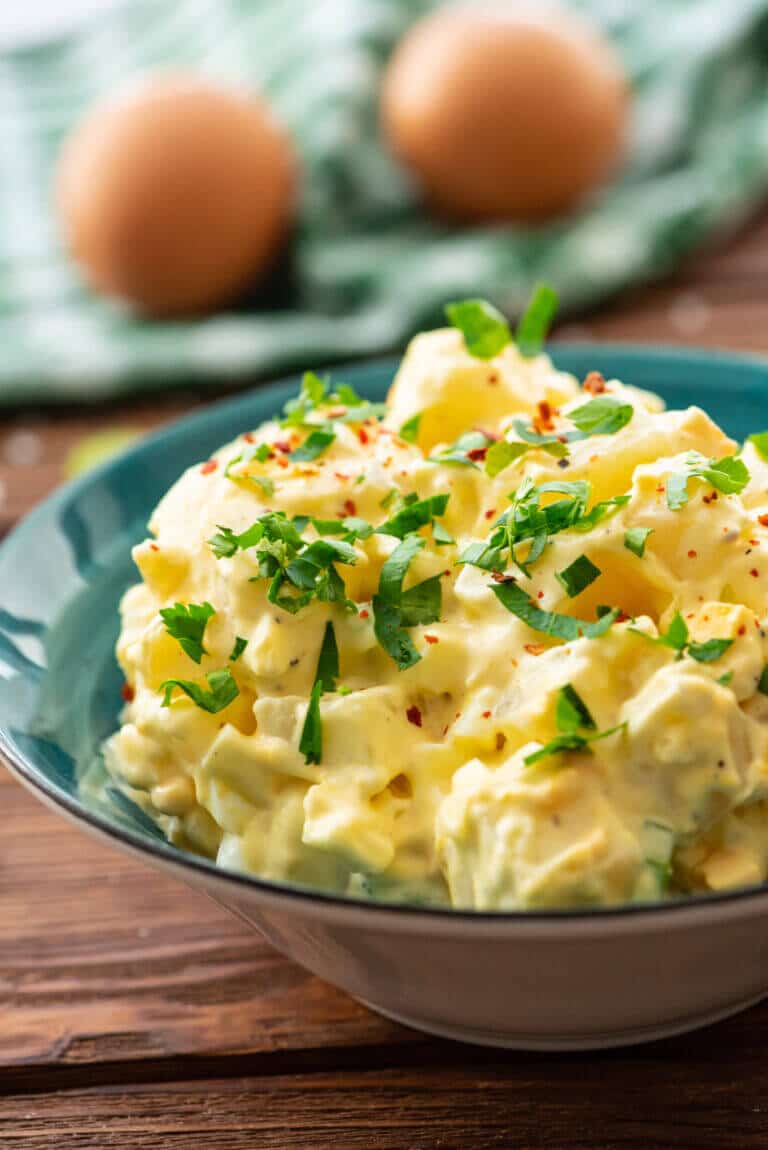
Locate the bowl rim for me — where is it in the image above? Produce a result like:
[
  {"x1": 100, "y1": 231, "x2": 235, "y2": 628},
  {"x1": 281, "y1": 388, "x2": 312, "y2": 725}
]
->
[{"x1": 5, "y1": 340, "x2": 768, "y2": 927}]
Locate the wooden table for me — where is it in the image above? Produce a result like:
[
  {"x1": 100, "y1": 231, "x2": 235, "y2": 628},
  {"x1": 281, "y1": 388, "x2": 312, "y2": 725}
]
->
[{"x1": 3, "y1": 213, "x2": 768, "y2": 1148}]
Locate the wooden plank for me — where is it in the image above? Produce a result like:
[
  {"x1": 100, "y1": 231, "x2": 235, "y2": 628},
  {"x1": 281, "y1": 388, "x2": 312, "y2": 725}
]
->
[
  {"x1": 0, "y1": 768, "x2": 409, "y2": 1085},
  {"x1": 3, "y1": 1046, "x2": 768, "y2": 1148}
]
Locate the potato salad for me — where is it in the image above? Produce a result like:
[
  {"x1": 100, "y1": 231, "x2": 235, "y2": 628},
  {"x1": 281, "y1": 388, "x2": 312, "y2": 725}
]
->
[{"x1": 105, "y1": 296, "x2": 768, "y2": 910}]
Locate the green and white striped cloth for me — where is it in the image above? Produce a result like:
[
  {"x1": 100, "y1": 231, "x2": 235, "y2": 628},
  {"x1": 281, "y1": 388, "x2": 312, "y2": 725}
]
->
[{"x1": 3, "y1": 0, "x2": 768, "y2": 403}]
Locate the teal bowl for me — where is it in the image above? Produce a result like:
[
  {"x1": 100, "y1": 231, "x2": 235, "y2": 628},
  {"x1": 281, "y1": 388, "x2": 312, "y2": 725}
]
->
[{"x1": 5, "y1": 345, "x2": 768, "y2": 1050}]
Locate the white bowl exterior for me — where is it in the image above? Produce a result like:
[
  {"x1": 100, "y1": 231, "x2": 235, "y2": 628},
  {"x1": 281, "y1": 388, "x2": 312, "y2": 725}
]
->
[{"x1": 214, "y1": 887, "x2": 768, "y2": 1049}]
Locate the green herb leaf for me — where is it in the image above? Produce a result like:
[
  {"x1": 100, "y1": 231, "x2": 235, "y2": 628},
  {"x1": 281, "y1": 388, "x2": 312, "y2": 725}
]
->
[
  {"x1": 432, "y1": 520, "x2": 455, "y2": 546},
  {"x1": 372, "y1": 595, "x2": 421, "y2": 671},
  {"x1": 688, "y1": 638, "x2": 733, "y2": 664},
  {"x1": 515, "y1": 282, "x2": 559, "y2": 357},
  {"x1": 569, "y1": 396, "x2": 634, "y2": 437},
  {"x1": 759, "y1": 665, "x2": 768, "y2": 695},
  {"x1": 445, "y1": 299, "x2": 511, "y2": 359},
  {"x1": 372, "y1": 534, "x2": 442, "y2": 669},
  {"x1": 312, "y1": 516, "x2": 373, "y2": 541},
  {"x1": 159, "y1": 601, "x2": 215, "y2": 664},
  {"x1": 717, "y1": 671, "x2": 734, "y2": 686},
  {"x1": 378, "y1": 535, "x2": 425, "y2": 602},
  {"x1": 555, "y1": 554, "x2": 601, "y2": 599},
  {"x1": 229, "y1": 636, "x2": 248, "y2": 662},
  {"x1": 659, "y1": 611, "x2": 689, "y2": 652},
  {"x1": 399, "y1": 413, "x2": 422, "y2": 443},
  {"x1": 491, "y1": 579, "x2": 618, "y2": 641},
  {"x1": 299, "y1": 681, "x2": 323, "y2": 765},
  {"x1": 428, "y1": 430, "x2": 491, "y2": 468},
  {"x1": 667, "y1": 453, "x2": 750, "y2": 510},
  {"x1": 523, "y1": 722, "x2": 625, "y2": 766},
  {"x1": 377, "y1": 493, "x2": 450, "y2": 539},
  {"x1": 624, "y1": 526, "x2": 653, "y2": 557},
  {"x1": 289, "y1": 427, "x2": 336, "y2": 462},
  {"x1": 556, "y1": 683, "x2": 596, "y2": 733},
  {"x1": 748, "y1": 431, "x2": 768, "y2": 461},
  {"x1": 161, "y1": 668, "x2": 239, "y2": 714},
  {"x1": 570, "y1": 494, "x2": 630, "y2": 532},
  {"x1": 315, "y1": 620, "x2": 339, "y2": 693}
]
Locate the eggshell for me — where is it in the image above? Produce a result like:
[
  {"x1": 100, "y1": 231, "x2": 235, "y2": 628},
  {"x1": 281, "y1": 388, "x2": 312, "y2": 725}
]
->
[
  {"x1": 57, "y1": 76, "x2": 296, "y2": 315},
  {"x1": 382, "y1": 3, "x2": 628, "y2": 222}
]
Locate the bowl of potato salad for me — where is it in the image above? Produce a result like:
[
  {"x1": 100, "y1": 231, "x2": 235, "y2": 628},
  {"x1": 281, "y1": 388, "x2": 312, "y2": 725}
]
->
[{"x1": 6, "y1": 291, "x2": 768, "y2": 1048}]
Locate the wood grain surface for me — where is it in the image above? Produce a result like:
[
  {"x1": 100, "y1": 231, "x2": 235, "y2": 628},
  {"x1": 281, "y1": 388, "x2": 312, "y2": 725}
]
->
[{"x1": 3, "y1": 210, "x2": 768, "y2": 1147}]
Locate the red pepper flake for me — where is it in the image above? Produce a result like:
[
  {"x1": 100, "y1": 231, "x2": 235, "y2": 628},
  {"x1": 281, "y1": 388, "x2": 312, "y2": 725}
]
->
[
  {"x1": 467, "y1": 446, "x2": 488, "y2": 462},
  {"x1": 482, "y1": 710, "x2": 492, "y2": 719},
  {"x1": 532, "y1": 401, "x2": 557, "y2": 434},
  {"x1": 687, "y1": 549, "x2": 698, "y2": 558},
  {"x1": 121, "y1": 683, "x2": 135, "y2": 703},
  {"x1": 583, "y1": 370, "x2": 606, "y2": 395},
  {"x1": 243, "y1": 432, "x2": 255, "y2": 444},
  {"x1": 334, "y1": 471, "x2": 350, "y2": 481},
  {"x1": 274, "y1": 440, "x2": 291, "y2": 454},
  {"x1": 537, "y1": 590, "x2": 544, "y2": 599},
  {"x1": 656, "y1": 485, "x2": 665, "y2": 494},
  {"x1": 738, "y1": 624, "x2": 747, "y2": 636},
  {"x1": 357, "y1": 427, "x2": 369, "y2": 445},
  {"x1": 616, "y1": 611, "x2": 630, "y2": 623},
  {"x1": 406, "y1": 705, "x2": 423, "y2": 728},
  {"x1": 686, "y1": 613, "x2": 695, "y2": 619},
  {"x1": 425, "y1": 634, "x2": 439, "y2": 644},
  {"x1": 455, "y1": 712, "x2": 462, "y2": 720},
  {"x1": 443, "y1": 569, "x2": 451, "y2": 577},
  {"x1": 359, "y1": 608, "x2": 369, "y2": 619},
  {"x1": 703, "y1": 491, "x2": 718, "y2": 504},
  {"x1": 343, "y1": 498, "x2": 357, "y2": 516},
  {"x1": 487, "y1": 372, "x2": 499, "y2": 385},
  {"x1": 759, "y1": 514, "x2": 768, "y2": 527},
  {"x1": 703, "y1": 614, "x2": 710, "y2": 621},
  {"x1": 200, "y1": 459, "x2": 218, "y2": 475},
  {"x1": 751, "y1": 568, "x2": 760, "y2": 578},
  {"x1": 327, "y1": 406, "x2": 347, "y2": 419},
  {"x1": 277, "y1": 457, "x2": 289, "y2": 469},
  {"x1": 524, "y1": 643, "x2": 547, "y2": 656},
  {"x1": 149, "y1": 542, "x2": 159, "y2": 552},
  {"x1": 484, "y1": 508, "x2": 496, "y2": 520},
  {"x1": 750, "y1": 539, "x2": 760, "y2": 547},
  {"x1": 495, "y1": 732, "x2": 507, "y2": 751}
]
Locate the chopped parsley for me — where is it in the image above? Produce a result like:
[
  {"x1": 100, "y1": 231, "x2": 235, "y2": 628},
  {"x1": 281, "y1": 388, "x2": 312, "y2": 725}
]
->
[
  {"x1": 299, "y1": 621, "x2": 339, "y2": 764},
  {"x1": 161, "y1": 667, "x2": 239, "y2": 714},
  {"x1": 515, "y1": 282, "x2": 559, "y2": 358},
  {"x1": 624, "y1": 526, "x2": 653, "y2": 557},
  {"x1": 485, "y1": 437, "x2": 565, "y2": 478},
  {"x1": 635, "y1": 611, "x2": 733, "y2": 663},
  {"x1": 445, "y1": 299, "x2": 511, "y2": 359},
  {"x1": 311, "y1": 516, "x2": 373, "y2": 541},
  {"x1": 717, "y1": 671, "x2": 734, "y2": 686},
  {"x1": 555, "y1": 554, "x2": 601, "y2": 598},
  {"x1": 289, "y1": 427, "x2": 336, "y2": 462},
  {"x1": 569, "y1": 396, "x2": 634, "y2": 436},
  {"x1": 280, "y1": 371, "x2": 385, "y2": 429},
  {"x1": 160, "y1": 601, "x2": 215, "y2": 664},
  {"x1": 666, "y1": 453, "x2": 750, "y2": 510},
  {"x1": 445, "y1": 284, "x2": 559, "y2": 360},
  {"x1": 399, "y1": 413, "x2": 422, "y2": 443},
  {"x1": 428, "y1": 430, "x2": 492, "y2": 468},
  {"x1": 209, "y1": 512, "x2": 357, "y2": 614},
  {"x1": 758, "y1": 664, "x2": 768, "y2": 694},
  {"x1": 458, "y1": 478, "x2": 590, "y2": 578},
  {"x1": 748, "y1": 431, "x2": 768, "y2": 461},
  {"x1": 524, "y1": 682, "x2": 624, "y2": 765},
  {"x1": 223, "y1": 445, "x2": 276, "y2": 496},
  {"x1": 377, "y1": 493, "x2": 450, "y2": 540},
  {"x1": 372, "y1": 535, "x2": 441, "y2": 670},
  {"x1": 492, "y1": 579, "x2": 618, "y2": 641},
  {"x1": 229, "y1": 636, "x2": 248, "y2": 662}
]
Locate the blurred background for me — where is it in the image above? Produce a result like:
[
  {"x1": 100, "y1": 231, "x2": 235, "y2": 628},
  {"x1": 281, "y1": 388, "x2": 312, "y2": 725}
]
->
[{"x1": 1, "y1": 0, "x2": 768, "y2": 529}]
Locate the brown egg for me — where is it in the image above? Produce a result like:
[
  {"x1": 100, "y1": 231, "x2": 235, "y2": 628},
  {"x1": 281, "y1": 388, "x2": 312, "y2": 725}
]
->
[
  {"x1": 57, "y1": 76, "x2": 296, "y2": 315},
  {"x1": 382, "y1": 4, "x2": 627, "y2": 223}
]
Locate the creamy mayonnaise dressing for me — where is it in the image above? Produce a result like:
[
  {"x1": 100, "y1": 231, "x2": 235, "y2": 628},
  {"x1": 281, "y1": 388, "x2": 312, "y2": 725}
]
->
[{"x1": 105, "y1": 326, "x2": 768, "y2": 908}]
